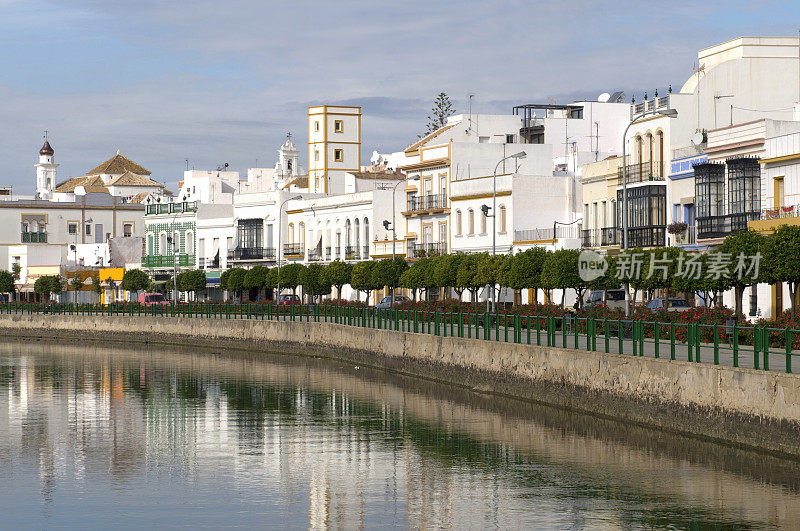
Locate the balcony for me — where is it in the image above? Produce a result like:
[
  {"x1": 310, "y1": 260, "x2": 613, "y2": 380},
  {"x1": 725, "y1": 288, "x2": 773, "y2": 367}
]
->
[
  {"x1": 408, "y1": 242, "x2": 446, "y2": 259},
  {"x1": 581, "y1": 227, "x2": 619, "y2": 247},
  {"x1": 762, "y1": 204, "x2": 800, "y2": 221},
  {"x1": 283, "y1": 243, "x2": 303, "y2": 257},
  {"x1": 403, "y1": 194, "x2": 448, "y2": 216},
  {"x1": 631, "y1": 95, "x2": 670, "y2": 120},
  {"x1": 344, "y1": 246, "x2": 361, "y2": 260},
  {"x1": 308, "y1": 249, "x2": 324, "y2": 262},
  {"x1": 671, "y1": 225, "x2": 696, "y2": 246},
  {"x1": 514, "y1": 225, "x2": 580, "y2": 242},
  {"x1": 143, "y1": 254, "x2": 196, "y2": 268},
  {"x1": 697, "y1": 212, "x2": 760, "y2": 240},
  {"x1": 626, "y1": 226, "x2": 666, "y2": 248},
  {"x1": 145, "y1": 201, "x2": 198, "y2": 216},
  {"x1": 21, "y1": 232, "x2": 47, "y2": 243},
  {"x1": 617, "y1": 163, "x2": 665, "y2": 185},
  {"x1": 325, "y1": 247, "x2": 332, "y2": 261},
  {"x1": 228, "y1": 247, "x2": 275, "y2": 261}
]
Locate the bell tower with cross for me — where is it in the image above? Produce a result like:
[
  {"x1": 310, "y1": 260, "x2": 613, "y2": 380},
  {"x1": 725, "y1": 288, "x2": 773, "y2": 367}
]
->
[{"x1": 35, "y1": 131, "x2": 58, "y2": 200}]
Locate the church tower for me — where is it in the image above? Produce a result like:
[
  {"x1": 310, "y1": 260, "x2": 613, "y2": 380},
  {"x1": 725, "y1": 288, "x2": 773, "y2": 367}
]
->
[
  {"x1": 308, "y1": 106, "x2": 361, "y2": 194},
  {"x1": 35, "y1": 138, "x2": 58, "y2": 200},
  {"x1": 275, "y1": 133, "x2": 300, "y2": 180}
]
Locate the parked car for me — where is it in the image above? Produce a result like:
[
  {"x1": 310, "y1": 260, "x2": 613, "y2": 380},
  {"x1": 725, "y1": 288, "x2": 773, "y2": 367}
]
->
[
  {"x1": 584, "y1": 289, "x2": 627, "y2": 311},
  {"x1": 646, "y1": 298, "x2": 691, "y2": 312},
  {"x1": 277, "y1": 294, "x2": 301, "y2": 306},
  {"x1": 137, "y1": 292, "x2": 169, "y2": 307},
  {"x1": 374, "y1": 295, "x2": 411, "y2": 309}
]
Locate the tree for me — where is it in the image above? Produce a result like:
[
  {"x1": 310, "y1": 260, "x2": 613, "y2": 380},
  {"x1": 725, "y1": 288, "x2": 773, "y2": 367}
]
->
[
  {"x1": 371, "y1": 258, "x2": 408, "y2": 294},
  {"x1": 70, "y1": 274, "x2": 83, "y2": 292},
  {"x1": 423, "y1": 92, "x2": 455, "y2": 137},
  {"x1": 177, "y1": 270, "x2": 207, "y2": 299},
  {"x1": 456, "y1": 253, "x2": 486, "y2": 302},
  {"x1": 279, "y1": 263, "x2": 305, "y2": 294},
  {"x1": 350, "y1": 261, "x2": 377, "y2": 304},
  {"x1": 300, "y1": 264, "x2": 332, "y2": 302},
  {"x1": 762, "y1": 224, "x2": 800, "y2": 312},
  {"x1": 541, "y1": 249, "x2": 585, "y2": 308},
  {"x1": 11, "y1": 263, "x2": 21, "y2": 280},
  {"x1": 0, "y1": 270, "x2": 15, "y2": 297},
  {"x1": 326, "y1": 260, "x2": 353, "y2": 300},
  {"x1": 433, "y1": 254, "x2": 463, "y2": 298},
  {"x1": 500, "y1": 248, "x2": 549, "y2": 304},
  {"x1": 121, "y1": 269, "x2": 150, "y2": 293},
  {"x1": 244, "y1": 265, "x2": 270, "y2": 299},
  {"x1": 224, "y1": 268, "x2": 247, "y2": 301},
  {"x1": 91, "y1": 274, "x2": 102, "y2": 295},
  {"x1": 34, "y1": 275, "x2": 62, "y2": 302},
  {"x1": 474, "y1": 254, "x2": 508, "y2": 305},
  {"x1": 718, "y1": 229, "x2": 765, "y2": 316}
]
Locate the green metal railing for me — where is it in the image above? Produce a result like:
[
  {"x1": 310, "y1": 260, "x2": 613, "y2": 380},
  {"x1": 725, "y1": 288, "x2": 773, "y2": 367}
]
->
[{"x1": 3, "y1": 302, "x2": 798, "y2": 374}]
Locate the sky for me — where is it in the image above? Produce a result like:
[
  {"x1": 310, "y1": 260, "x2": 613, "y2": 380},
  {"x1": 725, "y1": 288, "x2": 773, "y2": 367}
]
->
[{"x1": 1, "y1": 0, "x2": 799, "y2": 194}]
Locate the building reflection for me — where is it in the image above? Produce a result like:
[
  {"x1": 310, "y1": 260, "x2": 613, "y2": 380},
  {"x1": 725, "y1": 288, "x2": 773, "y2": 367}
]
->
[{"x1": 1, "y1": 345, "x2": 799, "y2": 529}]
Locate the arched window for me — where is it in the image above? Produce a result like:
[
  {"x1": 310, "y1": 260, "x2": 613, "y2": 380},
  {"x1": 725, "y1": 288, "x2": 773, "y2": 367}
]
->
[
  {"x1": 468, "y1": 209, "x2": 474, "y2": 235},
  {"x1": 288, "y1": 223, "x2": 295, "y2": 244},
  {"x1": 354, "y1": 218, "x2": 360, "y2": 248},
  {"x1": 21, "y1": 222, "x2": 28, "y2": 233},
  {"x1": 635, "y1": 135, "x2": 643, "y2": 182},
  {"x1": 298, "y1": 222, "x2": 305, "y2": 247},
  {"x1": 657, "y1": 130, "x2": 664, "y2": 179},
  {"x1": 499, "y1": 205, "x2": 507, "y2": 233},
  {"x1": 345, "y1": 219, "x2": 351, "y2": 247},
  {"x1": 160, "y1": 233, "x2": 167, "y2": 255},
  {"x1": 646, "y1": 132, "x2": 654, "y2": 177},
  {"x1": 363, "y1": 218, "x2": 370, "y2": 258},
  {"x1": 186, "y1": 231, "x2": 194, "y2": 255},
  {"x1": 480, "y1": 208, "x2": 487, "y2": 234},
  {"x1": 455, "y1": 210, "x2": 462, "y2": 235},
  {"x1": 173, "y1": 231, "x2": 180, "y2": 253},
  {"x1": 147, "y1": 234, "x2": 153, "y2": 255}
]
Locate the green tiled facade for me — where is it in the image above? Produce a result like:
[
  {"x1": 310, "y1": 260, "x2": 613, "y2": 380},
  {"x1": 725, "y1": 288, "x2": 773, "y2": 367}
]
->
[{"x1": 144, "y1": 208, "x2": 196, "y2": 269}]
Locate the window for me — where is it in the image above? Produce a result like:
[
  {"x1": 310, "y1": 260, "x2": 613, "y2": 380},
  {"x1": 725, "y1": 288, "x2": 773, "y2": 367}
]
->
[
  {"x1": 298, "y1": 222, "x2": 305, "y2": 248},
  {"x1": 314, "y1": 176, "x2": 319, "y2": 190},
  {"x1": 334, "y1": 120, "x2": 343, "y2": 133},
  {"x1": 468, "y1": 209, "x2": 475, "y2": 235},
  {"x1": 334, "y1": 149, "x2": 343, "y2": 162},
  {"x1": 68, "y1": 222, "x2": 78, "y2": 235},
  {"x1": 499, "y1": 205, "x2": 506, "y2": 233},
  {"x1": 506, "y1": 134, "x2": 515, "y2": 143},
  {"x1": 85, "y1": 223, "x2": 92, "y2": 236},
  {"x1": 288, "y1": 223, "x2": 295, "y2": 244},
  {"x1": 480, "y1": 208, "x2": 487, "y2": 234},
  {"x1": 314, "y1": 150, "x2": 319, "y2": 162},
  {"x1": 160, "y1": 233, "x2": 167, "y2": 254},
  {"x1": 123, "y1": 223, "x2": 133, "y2": 237},
  {"x1": 95, "y1": 224, "x2": 103, "y2": 243},
  {"x1": 237, "y1": 219, "x2": 263, "y2": 249},
  {"x1": 314, "y1": 121, "x2": 319, "y2": 132},
  {"x1": 439, "y1": 222, "x2": 447, "y2": 247},
  {"x1": 455, "y1": 210, "x2": 462, "y2": 235},
  {"x1": 147, "y1": 235, "x2": 153, "y2": 255},
  {"x1": 186, "y1": 231, "x2": 194, "y2": 255},
  {"x1": 479, "y1": 136, "x2": 489, "y2": 143},
  {"x1": 727, "y1": 157, "x2": 760, "y2": 216}
]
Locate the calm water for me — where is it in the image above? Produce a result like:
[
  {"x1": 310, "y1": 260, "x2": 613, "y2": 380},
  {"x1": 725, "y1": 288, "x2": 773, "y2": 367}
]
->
[{"x1": 1, "y1": 341, "x2": 799, "y2": 529}]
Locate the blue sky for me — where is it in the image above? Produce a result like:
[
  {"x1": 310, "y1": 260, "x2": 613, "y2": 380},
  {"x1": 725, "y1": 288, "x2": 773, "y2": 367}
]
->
[{"x1": 1, "y1": 0, "x2": 799, "y2": 193}]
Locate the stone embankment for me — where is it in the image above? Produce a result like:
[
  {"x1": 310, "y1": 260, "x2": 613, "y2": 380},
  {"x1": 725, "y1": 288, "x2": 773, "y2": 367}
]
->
[{"x1": 1, "y1": 314, "x2": 799, "y2": 459}]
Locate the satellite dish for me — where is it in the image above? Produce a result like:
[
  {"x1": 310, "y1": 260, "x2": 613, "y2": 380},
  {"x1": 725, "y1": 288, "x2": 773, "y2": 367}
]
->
[
  {"x1": 598, "y1": 92, "x2": 611, "y2": 103},
  {"x1": 691, "y1": 132, "x2": 704, "y2": 145}
]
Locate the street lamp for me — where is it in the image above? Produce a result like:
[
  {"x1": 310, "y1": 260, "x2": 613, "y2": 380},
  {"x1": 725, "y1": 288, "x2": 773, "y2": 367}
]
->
[
  {"x1": 380, "y1": 178, "x2": 405, "y2": 307},
  {"x1": 486, "y1": 151, "x2": 526, "y2": 313},
  {"x1": 621, "y1": 106, "x2": 677, "y2": 316},
  {"x1": 276, "y1": 194, "x2": 303, "y2": 301}
]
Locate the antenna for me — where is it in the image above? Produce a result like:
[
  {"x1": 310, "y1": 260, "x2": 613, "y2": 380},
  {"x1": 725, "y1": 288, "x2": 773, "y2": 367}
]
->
[{"x1": 185, "y1": 159, "x2": 189, "y2": 171}]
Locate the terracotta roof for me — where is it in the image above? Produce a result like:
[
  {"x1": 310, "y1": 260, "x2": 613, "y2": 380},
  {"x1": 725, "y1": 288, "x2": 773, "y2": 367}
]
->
[
  {"x1": 39, "y1": 140, "x2": 54, "y2": 156},
  {"x1": 81, "y1": 185, "x2": 110, "y2": 194},
  {"x1": 404, "y1": 121, "x2": 459, "y2": 153},
  {"x1": 55, "y1": 172, "x2": 166, "y2": 193},
  {"x1": 283, "y1": 175, "x2": 309, "y2": 189},
  {"x1": 349, "y1": 170, "x2": 405, "y2": 180},
  {"x1": 128, "y1": 192, "x2": 150, "y2": 204},
  {"x1": 86, "y1": 152, "x2": 151, "y2": 176}
]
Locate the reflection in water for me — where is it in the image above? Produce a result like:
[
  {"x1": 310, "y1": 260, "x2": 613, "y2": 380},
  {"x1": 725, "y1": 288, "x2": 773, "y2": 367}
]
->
[{"x1": 0, "y1": 340, "x2": 798, "y2": 529}]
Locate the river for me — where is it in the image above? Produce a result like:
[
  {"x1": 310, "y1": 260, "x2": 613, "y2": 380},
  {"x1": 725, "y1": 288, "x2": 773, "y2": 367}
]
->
[{"x1": 0, "y1": 340, "x2": 798, "y2": 529}]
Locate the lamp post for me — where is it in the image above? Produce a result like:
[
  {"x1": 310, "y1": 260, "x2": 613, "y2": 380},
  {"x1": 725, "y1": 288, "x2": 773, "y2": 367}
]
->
[
  {"x1": 276, "y1": 194, "x2": 302, "y2": 301},
  {"x1": 621, "y1": 106, "x2": 677, "y2": 315},
  {"x1": 484, "y1": 151, "x2": 526, "y2": 314},
  {"x1": 381, "y1": 179, "x2": 405, "y2": 307}
]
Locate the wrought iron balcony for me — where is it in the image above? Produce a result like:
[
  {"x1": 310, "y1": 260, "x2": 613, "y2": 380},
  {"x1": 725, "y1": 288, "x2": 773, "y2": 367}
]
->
[
  {"x1": 227, "y1": 247, "x2": 275, "y2": 261},
  {"x1": 143, "y1": 254, "x2": 196, "y2": 268},
  {"x1": 283, "y1": 243, "x2": 303, "y2": 256},
  {"x1": 145, "y1": 201, "x2": 198, "y2": 215},
  {"x1": 344, "y1": 246, "x2": 361, "y2": 260},
  {"x1": 408, "y1": 242, "x2": 446, "y2": 259},
  {"x1": 617, "y1": 163, "x2": 665, "y2": 185},
  {"x1": 601, "y1": 227, "x2": 619, "y2": 246},
  {"x1": 405, "y1": 194, "x2": 448, "y2": 214},
  {"x1": 697, "y1": 212, "x2": 760, "y2": 240}
]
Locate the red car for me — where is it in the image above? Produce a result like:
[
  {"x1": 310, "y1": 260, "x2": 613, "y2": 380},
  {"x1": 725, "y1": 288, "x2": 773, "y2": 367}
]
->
[{"x1": 277, "y1": 294, "x2": 301, "y2": 306}]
